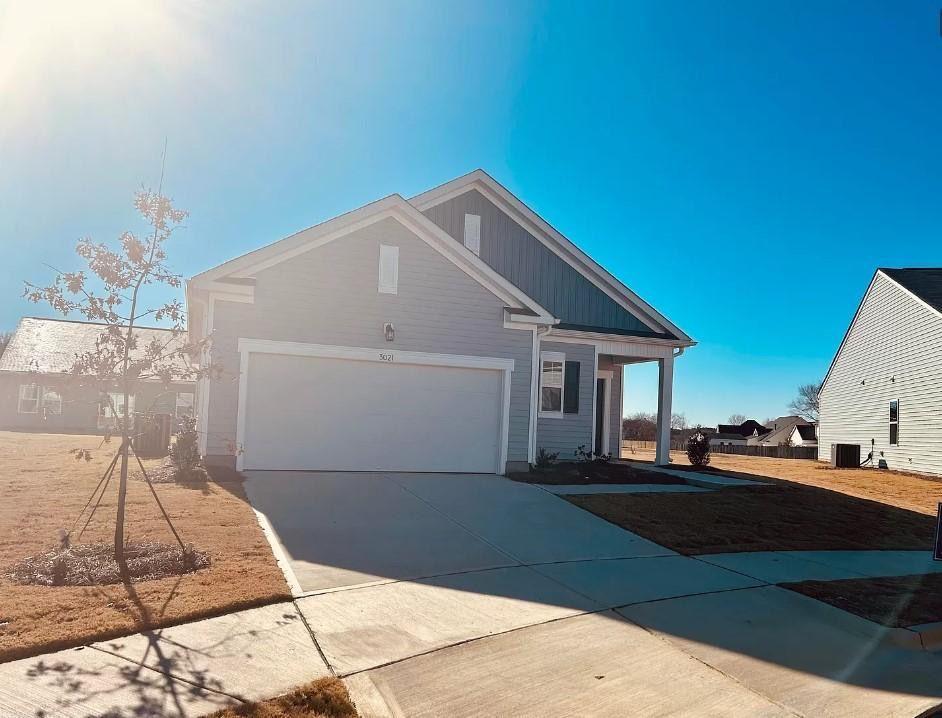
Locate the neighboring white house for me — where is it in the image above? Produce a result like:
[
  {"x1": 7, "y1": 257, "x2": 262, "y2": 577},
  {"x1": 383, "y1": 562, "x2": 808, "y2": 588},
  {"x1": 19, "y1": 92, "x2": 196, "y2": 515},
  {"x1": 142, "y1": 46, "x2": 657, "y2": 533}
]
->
[
  {"x1": 756, "y1": 415, "x2": 817, "y2": 447},
  {"x1": 819, "y1": 268, "x2": 942, "y2": 475},
  {"x1": 187, "y1": 170, "x2": 694, "y2": 473}
]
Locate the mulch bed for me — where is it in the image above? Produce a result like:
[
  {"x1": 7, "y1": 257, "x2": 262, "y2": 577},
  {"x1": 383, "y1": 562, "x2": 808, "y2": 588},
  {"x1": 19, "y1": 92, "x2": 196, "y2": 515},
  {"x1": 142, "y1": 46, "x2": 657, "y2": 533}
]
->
[
  {"x1": 509, "y1": 461, "x2": 686, "y2": 486},
  {"x1": 207, "y1": 677, "x2": 358, "y2": 718},
  {"x1": 0, "y1": 431, "x2": 290, "y2": 663},
  {"x1": 9, "y1": 540, "x2": 210, "y2": 587},
  {"x1": 567, "y1": 483, "x2": 936, "y2": 554},
  {"x1": 784, "y1": 573, "x2": 942, "y2": 628}
]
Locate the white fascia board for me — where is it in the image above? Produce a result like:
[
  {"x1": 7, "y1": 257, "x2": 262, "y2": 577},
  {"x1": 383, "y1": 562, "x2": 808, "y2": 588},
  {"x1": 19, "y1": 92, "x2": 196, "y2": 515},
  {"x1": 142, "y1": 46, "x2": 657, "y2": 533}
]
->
[
  {"x1": 238, "y1": 338, "x2": 515, "y2": 372},
  {"x1": 547, "y1": 326, "x2": 694, "y2": 349},
  {"x1": 189, "y1": 195, "x2": 403, "y2": 285},
  {"x1": 188, "y1": 194, "x2": 554, "y2": 321},
  {"x1": 410, "y1": 170, "x2": 693, "y2": 343}
]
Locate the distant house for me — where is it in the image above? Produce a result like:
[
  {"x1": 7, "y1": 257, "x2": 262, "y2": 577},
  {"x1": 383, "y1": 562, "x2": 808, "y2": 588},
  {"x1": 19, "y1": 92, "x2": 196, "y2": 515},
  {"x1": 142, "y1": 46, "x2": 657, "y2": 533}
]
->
[
  {"x1": 710, "y1": 419, "x2": 768, "y2": 447},
  {"x1": 819, "y1": 268, "x2": 942, "y2": 474},
  {"x1": 756, "y1": 415, "x2": 817, "y2": 447},
  {"x1": 0, "y1": 317, "x2": 195, "y2": 434}
]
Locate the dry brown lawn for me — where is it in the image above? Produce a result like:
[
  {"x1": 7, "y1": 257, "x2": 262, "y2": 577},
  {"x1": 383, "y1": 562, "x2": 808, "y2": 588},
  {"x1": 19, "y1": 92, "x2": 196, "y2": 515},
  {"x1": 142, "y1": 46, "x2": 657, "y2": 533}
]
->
[
  {"x1": 568, "y1": 482, "x2": 935, "y2": 555},
  {"x1": 623, "y1": 446, "x2": 942, "y2": 515},
  {"x1": 0, "y1": 431, "x2": 290, "y2": 663},
  {"x1": 785, "y1": 573, "x2": 942, "y2": 628},
  {"x1": 208, "y1": 678, "x2": 358, "y2": 718}
]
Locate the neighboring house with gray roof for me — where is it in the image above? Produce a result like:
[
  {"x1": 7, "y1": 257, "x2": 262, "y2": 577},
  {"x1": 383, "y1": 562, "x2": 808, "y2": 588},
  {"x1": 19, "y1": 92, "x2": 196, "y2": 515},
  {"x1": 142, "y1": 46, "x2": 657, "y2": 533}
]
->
[
  {"x1": 187, "y1": 169, "x2": 694, "y2": 473},
  {"x1": 819, "y1": 268, "x2": 942, "y2": 475},
  {"x1": 709, "y1": 419, "x2": 768, "y2": 447},
  {"x1": 0, "y1": 317, "x2": 195, "y2": 434}
]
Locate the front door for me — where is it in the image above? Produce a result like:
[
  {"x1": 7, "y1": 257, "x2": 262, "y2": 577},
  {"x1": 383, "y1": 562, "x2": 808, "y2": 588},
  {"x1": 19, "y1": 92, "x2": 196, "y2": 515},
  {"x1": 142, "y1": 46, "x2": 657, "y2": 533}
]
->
[{"x1": 594, "y1": 378, "x2": 605, "y2": 455}]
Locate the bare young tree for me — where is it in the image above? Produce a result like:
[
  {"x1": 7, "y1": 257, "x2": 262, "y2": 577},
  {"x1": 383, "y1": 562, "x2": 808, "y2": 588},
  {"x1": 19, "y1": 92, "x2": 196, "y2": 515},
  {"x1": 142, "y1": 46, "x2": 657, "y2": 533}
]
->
[
  {"x1": 671, "y1": 412, "x2": 688, "y2": 431},
  {"x1": 727, "y1": 413, "x2": 747, "y2": 425},
  {"x1": 788, "y1": 383, "x2": 821, "y2": 422},
  {"x1": 24, "y1": 188, "x2": 212, "y2": 574}
]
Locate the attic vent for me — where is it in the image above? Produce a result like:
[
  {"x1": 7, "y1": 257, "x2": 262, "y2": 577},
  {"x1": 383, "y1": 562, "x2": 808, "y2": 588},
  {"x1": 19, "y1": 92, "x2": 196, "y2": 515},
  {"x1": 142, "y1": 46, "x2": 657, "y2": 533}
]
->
[
  {"x1": 463, "y1": 214, "x2": 481, "y2": 256},
  {"x1": 378, "y1": 244, "x2": 399, "y2": 295}
]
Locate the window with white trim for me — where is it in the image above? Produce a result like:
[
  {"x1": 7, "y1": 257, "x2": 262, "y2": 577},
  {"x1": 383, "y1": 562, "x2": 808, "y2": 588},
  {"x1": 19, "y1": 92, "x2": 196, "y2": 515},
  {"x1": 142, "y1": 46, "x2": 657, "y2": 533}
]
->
[
  {"x1": 17, "y1": 384, "x2": 40, "y2": 414},
  {"x1": 378, "y1": 244, "x2": 399, "y2": 294},
  {"x1": 889, "y1": 399, "x2": 899, "y2": 445},
  {"x1": 463, "y1": 213, "x2": 481, "y2": 256},
  {"x1": 539, "y1": 351, "x2": 565, "y2": 415},
  {"x1": 98, "y1": 392, "x2": 136, "y2": 429},
  {"x1": 175, "y1": 391, "x2": 194, "y2": 420},
  {"x1": 41, "y1": 387, "x2": 62, "y2": 416}
]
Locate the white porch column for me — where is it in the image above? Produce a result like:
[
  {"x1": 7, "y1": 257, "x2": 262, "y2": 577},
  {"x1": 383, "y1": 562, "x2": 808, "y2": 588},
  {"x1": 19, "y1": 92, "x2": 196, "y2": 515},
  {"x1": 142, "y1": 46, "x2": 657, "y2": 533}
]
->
[{"x1": 655, "y1": 354, "x2": 674, "y2": 465}]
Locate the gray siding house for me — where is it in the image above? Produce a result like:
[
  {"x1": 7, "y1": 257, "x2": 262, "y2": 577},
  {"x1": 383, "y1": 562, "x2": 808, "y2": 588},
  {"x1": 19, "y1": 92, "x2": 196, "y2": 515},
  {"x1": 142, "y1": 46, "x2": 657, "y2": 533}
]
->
[
  {"x1": 187, "y1": 170, "x2": 694, "y2": 473},
  {"x1": 0, "y1": 317, "x2": 195, "y2": 434},
  {"x1": 819, "y1": 268, "x2": 942, "y2": 475}
]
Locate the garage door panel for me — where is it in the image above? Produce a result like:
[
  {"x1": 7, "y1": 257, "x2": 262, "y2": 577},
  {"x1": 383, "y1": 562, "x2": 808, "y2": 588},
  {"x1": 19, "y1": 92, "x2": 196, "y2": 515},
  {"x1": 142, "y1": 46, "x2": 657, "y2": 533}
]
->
[{"x1": 243, "y1": 353, "x2": 503, "y2": 472}]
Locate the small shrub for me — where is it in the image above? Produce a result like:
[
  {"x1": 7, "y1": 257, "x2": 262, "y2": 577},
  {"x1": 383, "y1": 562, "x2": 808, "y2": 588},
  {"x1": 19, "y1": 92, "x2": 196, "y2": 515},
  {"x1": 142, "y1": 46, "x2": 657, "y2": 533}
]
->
[
  {"x1": 686, "y1": 428, "x2": 711, "y2": 467},
  {"x1": 170, "y1": 415, "x2": 201, "y2": 478},
  {"x1": 575, "y1": 445, "x2": 612, "y2": 464},
  {"x1": 534, "y1": 447, "x2": 559, "y2": 469}
]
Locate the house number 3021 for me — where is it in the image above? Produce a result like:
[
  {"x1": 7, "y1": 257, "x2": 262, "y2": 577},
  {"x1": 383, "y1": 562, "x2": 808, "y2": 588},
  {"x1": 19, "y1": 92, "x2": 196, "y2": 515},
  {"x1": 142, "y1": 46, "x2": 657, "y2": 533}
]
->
[{"x1": 378, "y1": 353, "x2": 394, "y2": 362}]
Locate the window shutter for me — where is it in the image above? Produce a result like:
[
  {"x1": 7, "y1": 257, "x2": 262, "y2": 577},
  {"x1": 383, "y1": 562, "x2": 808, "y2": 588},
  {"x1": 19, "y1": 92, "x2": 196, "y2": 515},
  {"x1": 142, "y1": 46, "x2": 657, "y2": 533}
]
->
[
  {"x1": 563, "y1": 361, "x2": 580, "y2": 414},
  {"x1": 463, "y1": 214, "x2": 481, "y2": 256}
]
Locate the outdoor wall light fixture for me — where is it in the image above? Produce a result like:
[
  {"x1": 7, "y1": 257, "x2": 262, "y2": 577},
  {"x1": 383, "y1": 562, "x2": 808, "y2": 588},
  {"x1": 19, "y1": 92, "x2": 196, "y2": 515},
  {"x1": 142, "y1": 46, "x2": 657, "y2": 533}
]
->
[{"x1": 384, "y1": 323, "x2": 395, "y2": 342}]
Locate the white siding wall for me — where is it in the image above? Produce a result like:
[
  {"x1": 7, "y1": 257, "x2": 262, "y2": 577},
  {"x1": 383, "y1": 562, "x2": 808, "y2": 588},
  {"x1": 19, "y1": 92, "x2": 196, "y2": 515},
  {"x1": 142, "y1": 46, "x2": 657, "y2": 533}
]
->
[
  {"x1": 819, "y1": 271, "x2": 942, "y2": 475},
  {"x1": 204, "y1": 216, "x2": 533, "y2": 466}
]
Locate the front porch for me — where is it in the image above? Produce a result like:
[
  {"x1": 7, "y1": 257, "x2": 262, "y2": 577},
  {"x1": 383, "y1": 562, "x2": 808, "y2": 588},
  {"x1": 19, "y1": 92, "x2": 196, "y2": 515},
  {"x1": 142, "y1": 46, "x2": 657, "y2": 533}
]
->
[{"x1": 535, "y1": 330, "x2": 686, "y2": 467}]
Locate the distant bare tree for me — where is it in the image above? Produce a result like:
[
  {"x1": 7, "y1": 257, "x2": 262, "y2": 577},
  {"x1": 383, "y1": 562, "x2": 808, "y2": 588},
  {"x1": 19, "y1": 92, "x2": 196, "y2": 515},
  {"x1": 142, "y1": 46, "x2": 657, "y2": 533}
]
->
[
  {"x1": 622, "y1": 412, "x2": 657, "y2": 441},
  {"x1": 671, "y1": 413, "x2": 688, "y2": 431},
  {"x1": 788, "y1": 383, "x2": 821, "y2": 422},
  {"x1": 727, "y1": 413, "x2": 747, "y2": 425}
]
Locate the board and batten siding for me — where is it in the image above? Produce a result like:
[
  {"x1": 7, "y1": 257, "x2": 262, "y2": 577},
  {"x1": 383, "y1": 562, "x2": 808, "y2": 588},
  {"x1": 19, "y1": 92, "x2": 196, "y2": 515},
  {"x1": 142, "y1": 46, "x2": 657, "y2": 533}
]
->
[
  {"x1": 819, "y1": 271, "x2": 942, "y2": 475},
  {"x1": 204, "y1": 216, "x2": 533, "y2": 466},
  {"x1": 422, "y1": 189, "x2": 651, "y2": 333},
  {"x1": 535, "y1": 340, "x2": 595, "y2": 459}
]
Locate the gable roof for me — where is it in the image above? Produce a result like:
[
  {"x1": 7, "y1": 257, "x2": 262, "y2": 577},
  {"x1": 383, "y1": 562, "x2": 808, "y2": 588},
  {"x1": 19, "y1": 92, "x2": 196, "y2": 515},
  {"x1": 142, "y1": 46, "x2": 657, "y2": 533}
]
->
[
  {"x1": 716, "y1": 419, "x2": 768, "y2": 437},
  {"x1": 0, "y1": 317, "x2": 189, "y2": 376},
  {"x1": 188, "y1": 193, "x2": 555, "y2": 322},
  {"x1": 879, "y1": 268, "x2": 942, "y2": 315},
  {"x1": 410, "y1": 170, "x2": 693, "y2": 344},
  {"x1": 795, "y1": 424, "x2": 817, "y2": 441},
  {"x1": 821, "y1": 268, "x2": 942, "y2": 392}
]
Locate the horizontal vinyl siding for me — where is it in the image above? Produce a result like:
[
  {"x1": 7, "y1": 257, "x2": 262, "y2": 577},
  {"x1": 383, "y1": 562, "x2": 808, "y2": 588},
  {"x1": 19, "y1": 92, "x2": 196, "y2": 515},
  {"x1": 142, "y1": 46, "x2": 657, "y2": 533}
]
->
[
  {"x1": 423, "y1": 190, "x2": 650, "y2": 333},
  {"x1": 818, "y1": 272, "x2": 942, "y2": 475},
  {"x1": 205, "y1": 216, "x2": 533, "y2": 465},
  {"x1": 535, "y1": 341, "x2": 594, "y2": 459},
  {"x1": 0, "y1": 374, "x2": 193, "y2": 434}
]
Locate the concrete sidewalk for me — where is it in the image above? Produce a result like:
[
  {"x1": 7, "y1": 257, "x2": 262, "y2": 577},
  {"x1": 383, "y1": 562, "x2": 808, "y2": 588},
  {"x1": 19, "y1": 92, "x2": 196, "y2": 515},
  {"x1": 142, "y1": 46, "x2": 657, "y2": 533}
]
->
[{"x1": 0, "y1": 602, "x2": 330, "y2": 718}]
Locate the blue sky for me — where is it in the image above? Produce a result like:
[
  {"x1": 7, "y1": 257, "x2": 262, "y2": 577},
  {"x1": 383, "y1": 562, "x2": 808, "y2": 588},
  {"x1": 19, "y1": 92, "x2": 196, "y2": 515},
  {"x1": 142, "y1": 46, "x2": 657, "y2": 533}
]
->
[{"x1": 1, "y1": 1, "x2": 939, "y2": 426}]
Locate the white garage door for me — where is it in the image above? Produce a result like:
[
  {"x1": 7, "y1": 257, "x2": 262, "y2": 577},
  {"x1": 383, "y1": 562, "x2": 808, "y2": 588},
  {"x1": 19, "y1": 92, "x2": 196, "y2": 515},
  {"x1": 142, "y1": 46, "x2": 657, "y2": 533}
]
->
[{"x1": 241, "y1": 351, "x2": 505, "y2": 472}]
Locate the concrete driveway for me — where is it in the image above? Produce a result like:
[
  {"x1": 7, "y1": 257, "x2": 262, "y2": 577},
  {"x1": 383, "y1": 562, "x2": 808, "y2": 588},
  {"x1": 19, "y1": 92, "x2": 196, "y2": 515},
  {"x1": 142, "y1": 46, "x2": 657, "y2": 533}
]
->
[{"x1": 244, "y1": 471, "x2": 942, "y2": 718}]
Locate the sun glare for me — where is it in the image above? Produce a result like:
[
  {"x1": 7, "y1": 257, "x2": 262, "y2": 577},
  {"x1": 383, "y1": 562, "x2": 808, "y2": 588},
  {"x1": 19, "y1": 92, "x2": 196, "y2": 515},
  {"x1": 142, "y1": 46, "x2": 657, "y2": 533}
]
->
[{"x1": 0, "y1": 0, "x2": 204, "y2": 138}]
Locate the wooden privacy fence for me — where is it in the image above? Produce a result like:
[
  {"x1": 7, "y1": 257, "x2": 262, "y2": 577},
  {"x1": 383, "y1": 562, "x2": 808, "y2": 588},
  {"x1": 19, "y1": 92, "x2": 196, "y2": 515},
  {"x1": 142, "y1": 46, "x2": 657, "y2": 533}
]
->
[
  {"x1": 622, "y1": 439, "x2": 817, "y2": 460},
  {"x1": 710, "y1": 443, "x2": 818, "y2": 459}
]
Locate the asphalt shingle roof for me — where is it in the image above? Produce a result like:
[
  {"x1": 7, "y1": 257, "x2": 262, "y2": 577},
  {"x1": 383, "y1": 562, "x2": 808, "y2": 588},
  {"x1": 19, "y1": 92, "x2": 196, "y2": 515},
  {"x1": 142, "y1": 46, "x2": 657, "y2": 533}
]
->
[
  {"x1": 0, "y1": 317, "x2": 189, "y2": 376},
  {"x1": 881, "y1": 268, "x2": 942, "y2": 315}
]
